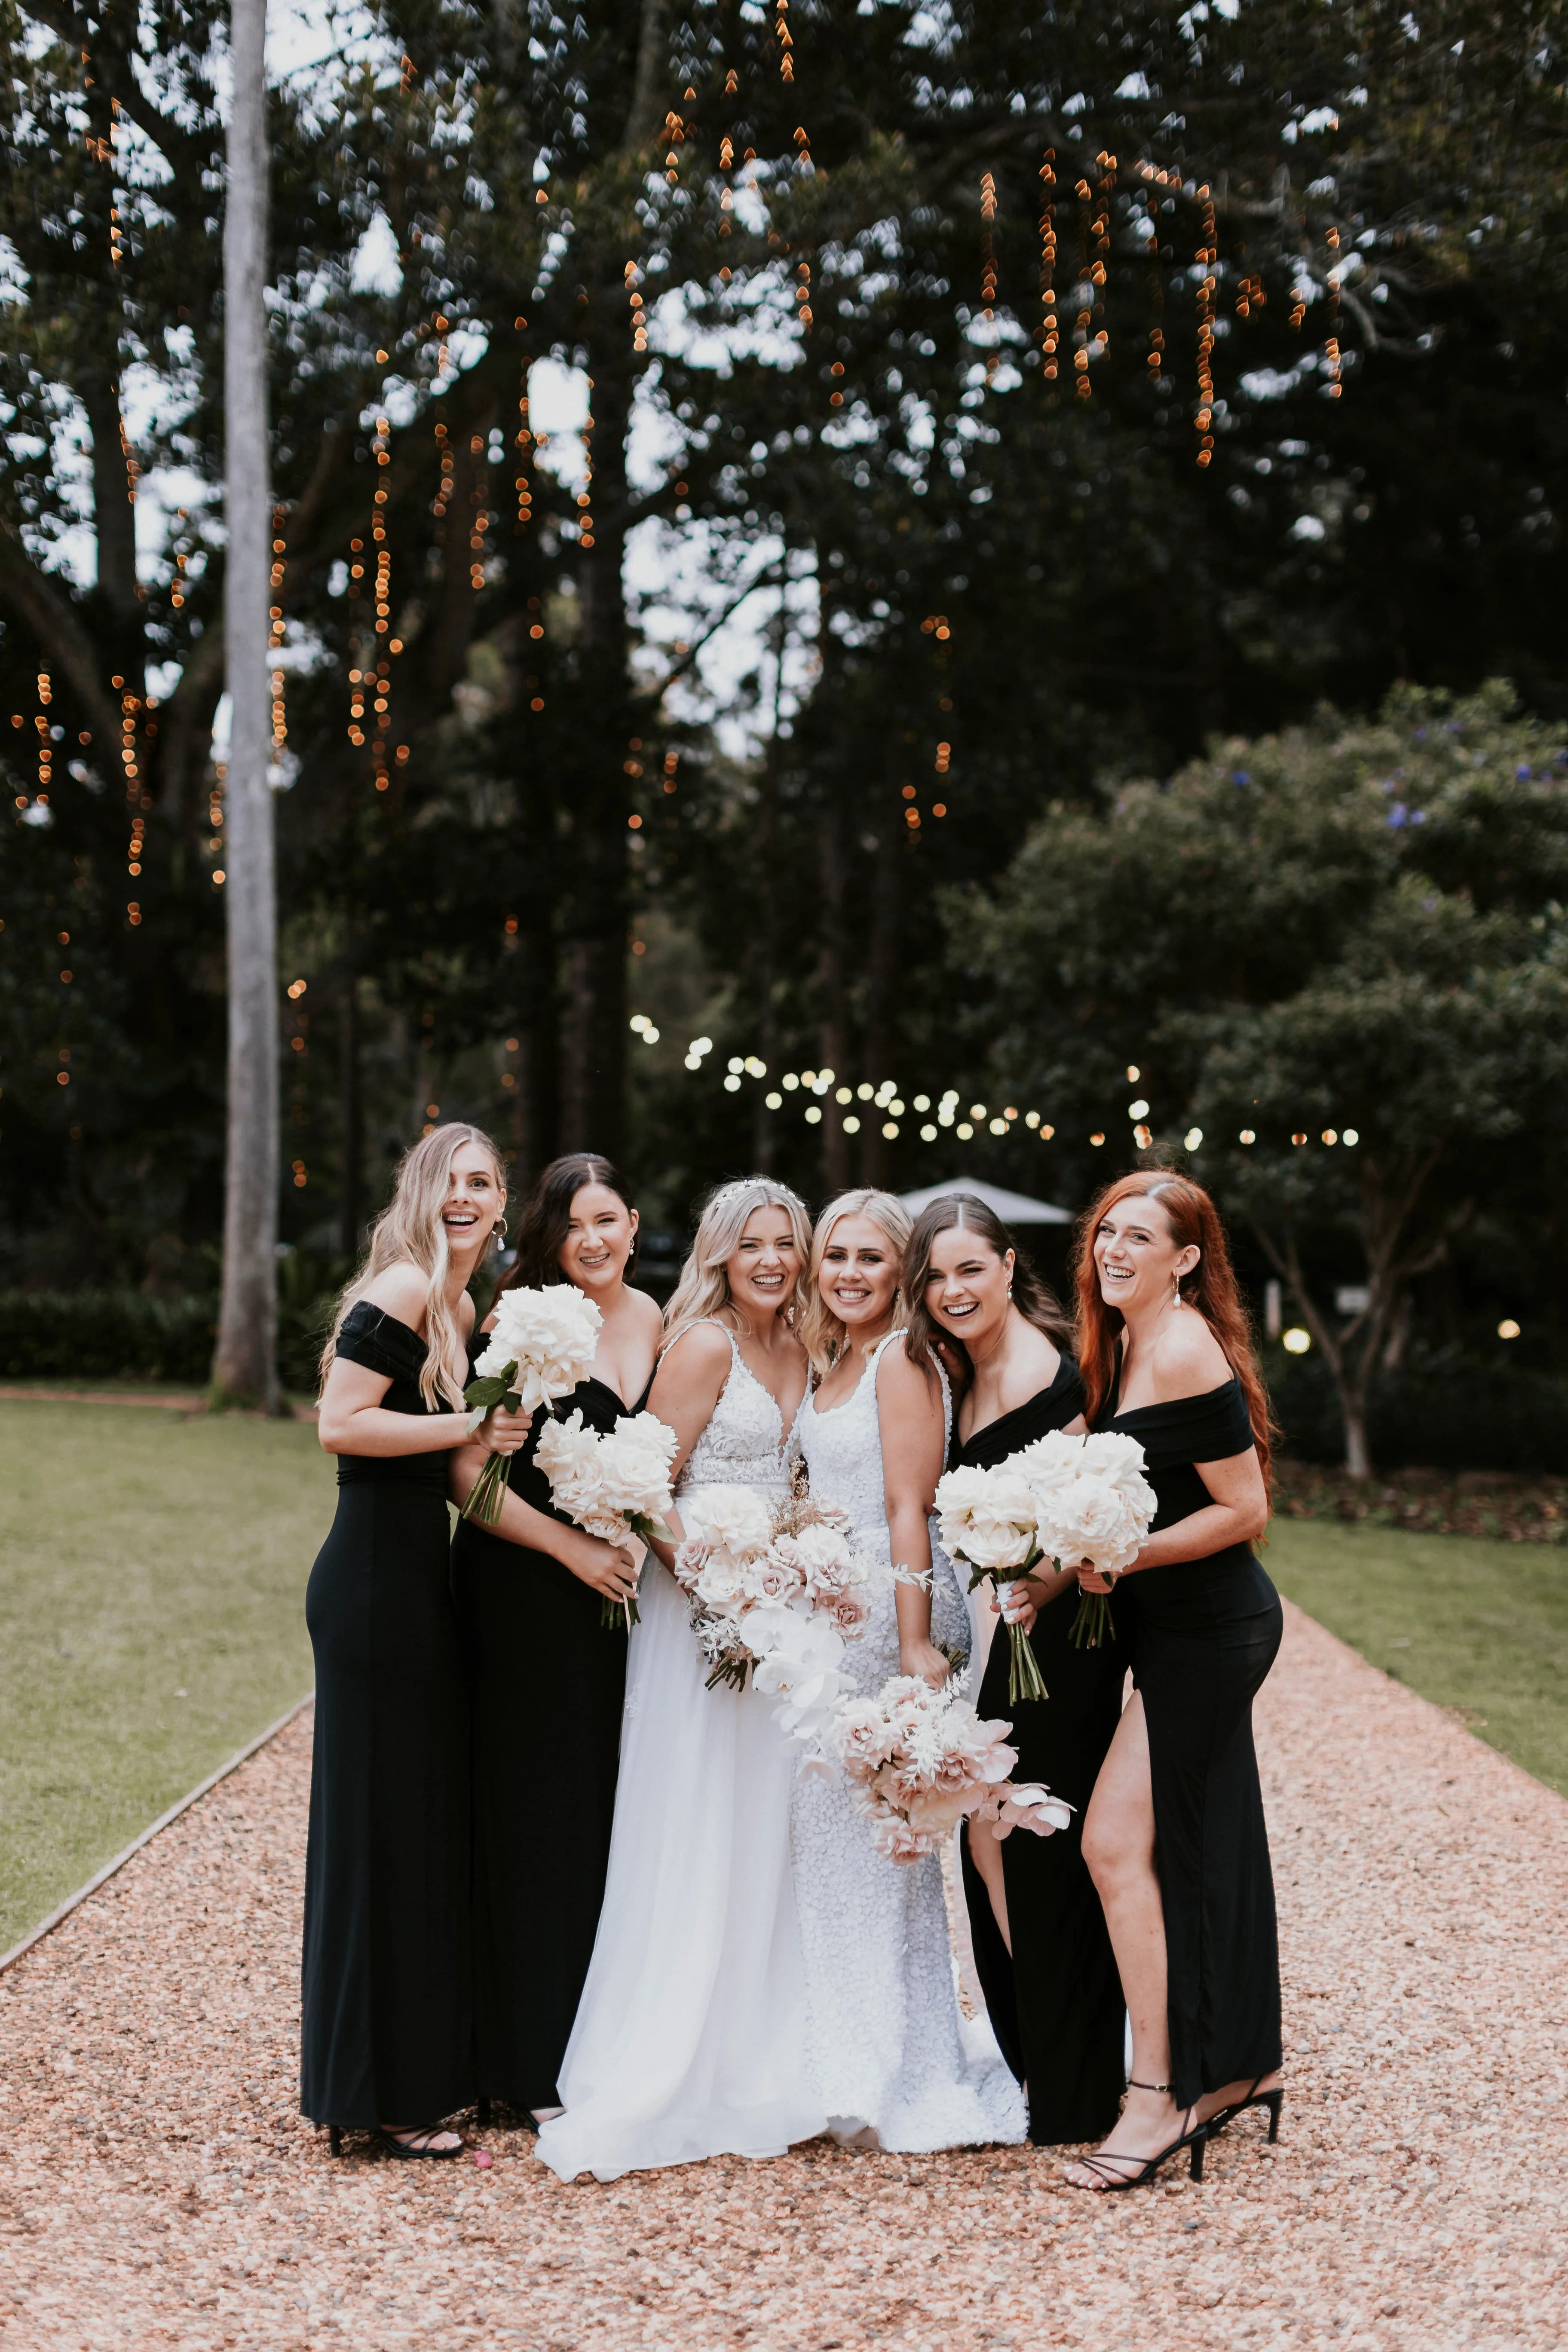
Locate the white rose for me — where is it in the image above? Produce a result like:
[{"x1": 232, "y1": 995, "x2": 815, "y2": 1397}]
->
[
  {"x1": 534, "y1": 1410, "x2": 607, "y2": 1516},
  {"x1": 1037, "y1": 1471, "x2": 1145, "y2": 1575},
  {"x1": 595, "y1": 1412, "x2": 677, "y2": 1518},
  {"x1": 934, "y1": 1465, "x2": 1039, "y2": 1575},
  {"x1": 773, "y1": 1522, "x2": 856, "y2": 1598},
  {"x1": 1010, "y1": 1429, "x2": 1084, "y2": 1496},
  {"x1": 478, "y1": 1284, "x2": 603, "y2": 1409},
  {"x1": 681, "y1": 1482, "x2": 774, "y2": 1561},
  {"x1": 1074, "y1": 1431, "x2": 1158, "y2": 1518}
]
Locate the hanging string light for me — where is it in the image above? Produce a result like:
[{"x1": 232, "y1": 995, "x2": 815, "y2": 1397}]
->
[
  {"x1": 1194, "y1": 183, "x2": 1216, "y2": 465},
  {"x1": 1038, "y1": 147, "x2": 1059, "y2": 387},
  {"x1": 775, "y1": 0, "x2": 793, "y2": 83},
  {"x1": 1323, "y1": 223, "x2": 1343, "y2": 398},
  {"x1": 1072, "y1": 167, "x2": 1093, "y2": 400},
  {"x1": 1087, "y1": 150, "x2": 1114, "y2": 392},
  {"x1": 514, "y1": 349, "x2": 534, "y2": 533},
  {"x1": 35, "y1": 669, "x2": 52, "y2": 807}
]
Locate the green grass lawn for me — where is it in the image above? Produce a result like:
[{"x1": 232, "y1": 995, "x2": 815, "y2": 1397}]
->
[
  {"x1": 0, "y1": 1400, "x2": 337, "y2": 1953},
  {"x1": 1267, "y1": 1517, "x2": 1568, "y2": 1796}
]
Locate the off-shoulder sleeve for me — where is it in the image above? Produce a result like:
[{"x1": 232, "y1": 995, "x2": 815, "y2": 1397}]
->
[
  {"x1": 334, "y1": 1300, "x2": 427, "y2": 1384},
  {"x1": 1145, "y1": 1379, "x2": 1255, "y2": 1468}
]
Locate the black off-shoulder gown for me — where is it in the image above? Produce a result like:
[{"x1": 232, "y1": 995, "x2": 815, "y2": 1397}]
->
[
  {"x1": 956, "y1": 1355, "x2": 1129, "y2": 2146},
  {"x1": 300, "y1": 1302, "x2": 473, "y2": 2128},
  {"x1": 1105, "y1": 1373, "x2": 1284, "y2": 2109},
  {"x1": 450, "y1": 1369, "x2": 635, "y2": 2113}
]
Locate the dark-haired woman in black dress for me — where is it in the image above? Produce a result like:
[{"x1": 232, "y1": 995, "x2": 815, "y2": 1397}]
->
[
  {"x1": 450, "y1": 1155, "x2": 662, "y2": 2126},
  {"x1": 303, "y1": 1123, "x2": 529, "y2": 2159},
  {"x1": 903, "y1": 1192, "x2": 1128, "y2": 2148},
  {"x1": 1064, "y1": 1170, "x2": 1282, "y2": 2194}
]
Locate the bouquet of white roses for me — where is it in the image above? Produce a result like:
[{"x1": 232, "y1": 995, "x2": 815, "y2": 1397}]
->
[
  {"x1": 534, "y1": 1407, "x2": 680, "y2": 1631},
  {"x1": 1012, "y1": 1430, "x2": 1157, "y2": 1650},
  {"x1": 460, "y1": 1283, "x2": 603, "y2": 1528},
  {"x1": 824, "y1": 1673, "x2": 1073, "y2": 1863},
  {"x1": 934, "y1": 1461, "x2": 1055, "y2": 1704},
  {"x1": 672, "y1": 1488, "x2": 873, "y2": 1732}
]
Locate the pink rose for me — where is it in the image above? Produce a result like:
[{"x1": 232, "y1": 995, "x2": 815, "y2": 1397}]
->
[{"x1": 828, "y1": 1589, "x2": 870, "y2": 1635}]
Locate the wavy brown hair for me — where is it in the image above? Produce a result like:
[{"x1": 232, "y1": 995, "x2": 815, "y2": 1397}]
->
[
  {"x1": 503, "y1": 1154, "x2": 640, "y2": 1292},
  {"x1": 1071, "y1": 1169, "x2": 1275, "y2": 1494},
  {"x1": 903, "y1": 1191, "x2": 1071, "y2": 1396}
]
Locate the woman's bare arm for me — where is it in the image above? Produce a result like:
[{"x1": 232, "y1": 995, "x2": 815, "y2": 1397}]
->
[{"x1": 877, "y1": 1340, "x2": 953, "y2": 1685}]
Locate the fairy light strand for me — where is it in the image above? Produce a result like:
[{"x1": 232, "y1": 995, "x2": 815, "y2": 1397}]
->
[{"x1": 1038, "y1": 148, "x2": 1059, "y2": 387}]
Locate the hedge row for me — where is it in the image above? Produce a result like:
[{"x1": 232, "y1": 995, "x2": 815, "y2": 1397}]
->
[
  {"x1": 1265, "y1": 1344, "x2": 1568, "y2": 1476},
  {"x1": 0, "y1": 1291, "x2": 217, "y2": 1384}
]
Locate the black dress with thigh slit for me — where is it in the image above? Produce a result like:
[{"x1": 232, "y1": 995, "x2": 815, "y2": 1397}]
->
[
  {"x1": 1102, "y1": 1373, "x2": 1283, "y2": 2110},
  {"x1": 450, "y1": 1368, "x2": 635, "y2": 2113},
  {"x1": 956, "y1": 1356, "x2": 1130, "y2": 2147},
  {"x1": 300, "y1": 1302, "x2": 473, "y2": 2128}
]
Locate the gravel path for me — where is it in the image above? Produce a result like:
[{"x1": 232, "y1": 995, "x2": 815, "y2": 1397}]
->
[{"x1": 2, "y1": 1599, "x2": 1564, "y2": 2350}]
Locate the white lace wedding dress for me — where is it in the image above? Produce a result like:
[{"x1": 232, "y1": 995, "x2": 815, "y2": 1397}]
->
[
  {"x1": 534, "y1": 1326, "x2": 827, "y2": 2183},
  {"x1": 791, "y1": 1331, "x2": 1027, "y2": 2150}
]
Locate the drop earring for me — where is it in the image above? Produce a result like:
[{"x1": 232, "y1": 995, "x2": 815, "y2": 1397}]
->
[{"x1": 1171, "y1": 1271, "x2": 1182, "y2": 1308}]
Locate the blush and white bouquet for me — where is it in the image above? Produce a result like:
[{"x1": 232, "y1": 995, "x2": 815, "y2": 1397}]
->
[
  {"x1": 672, "y1": 1488, "x2": 873, "y2": 1735},
  {"x1": 460, "y1": 1283, "x2": 603, "y2": 1528},
  {"x1": 825, "y1": 1673, "x2": 1073, "y2": 1864},
  {"x1": 1013, "y1": 1430, "x2": 1158, "y2": 1650},
  {"x1": 534, "y1": 1407, "x2": 679, "y2": 1631}
]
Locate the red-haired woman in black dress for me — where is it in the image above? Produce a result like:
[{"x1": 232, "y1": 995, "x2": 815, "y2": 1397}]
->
[{"x1": 1063, "y1": 1170, "x2": 1283, "y2": 2193}]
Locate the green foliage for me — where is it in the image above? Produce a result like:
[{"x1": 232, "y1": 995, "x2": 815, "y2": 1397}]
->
[
  {"x1": 0, "y1": 1289, "x2": 214, "y2": 1380},
  {"x1": 959, "y1": 682, "x2": 1568, "y2": 1467}
]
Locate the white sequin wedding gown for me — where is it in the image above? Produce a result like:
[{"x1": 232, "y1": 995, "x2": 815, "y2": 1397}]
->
[
  {"x1": 792, "y1": 1332, "x2": 1027, "y2": 2150},
  {"x1": 535, "y1": 1326, "x2": 827, "y2": 2183}
]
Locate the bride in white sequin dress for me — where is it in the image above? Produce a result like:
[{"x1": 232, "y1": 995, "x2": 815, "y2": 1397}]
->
[
  {"x1": 536, "y1": 1180, "x2": 828, "y2": 2184},
  {"x1": 791, "y1": 1190, "x2": 1026, "y2": 2151}
]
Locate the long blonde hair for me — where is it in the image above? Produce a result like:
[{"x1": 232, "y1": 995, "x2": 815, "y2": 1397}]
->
[
  {"x1": 320, "y1": 1122, "x2": 508, "y2": 1409},
  {"x1": 799, "y1": 1188, "x2": 913, "y2": 1373},
  {"x1": 662, "y1": 1177, "x2": 813, "y2": 1351}
]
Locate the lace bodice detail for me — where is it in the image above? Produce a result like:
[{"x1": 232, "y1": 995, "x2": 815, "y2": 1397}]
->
[
  {"x1": 673, "y1": 1323, "x2": 800, "y2": 1503},
  {"x1": 796, "y1": 1331, "x2": 967, "y2": 1689}
]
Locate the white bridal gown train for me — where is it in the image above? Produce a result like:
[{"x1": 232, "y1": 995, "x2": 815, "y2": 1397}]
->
[
  {"x1": 791, "y1": 1332, "x2": 1026, "y2": 2150},
  {"x1": 534, "y1": 1326, "x2": 827, "y2": 2183}
]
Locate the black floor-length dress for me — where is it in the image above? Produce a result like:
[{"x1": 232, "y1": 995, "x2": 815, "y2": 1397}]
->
[
  {"x1": 956, "y1": 1356, "x2": 1130, "y2": 2146},
  {"x1": 1104, "y1": 1373, "x2": 1284, "y2": 2109},
  {"x1": 300, "y1": 1302, "x2": 473, "y2": 2128},
  {"x1": 450, "y1": 1370, "x2": 635, "y2": 2113}
]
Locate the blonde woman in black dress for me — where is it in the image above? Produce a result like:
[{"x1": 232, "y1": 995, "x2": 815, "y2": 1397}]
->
[
  {"x1": 304, "y1": 1124, "x2": 528, "y2": 2159},
  {"x1": 1064, "y1": 1170, "x2": 1283, "y2": 2193}
]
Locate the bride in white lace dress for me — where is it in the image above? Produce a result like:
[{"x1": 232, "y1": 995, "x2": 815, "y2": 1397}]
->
[
  {"x1": 791, "y1": 1189, "x2": 1026, "y2": 2150},
  {"x1": 535, "y1": 1180, "x2": 828, "y2": 2183}
]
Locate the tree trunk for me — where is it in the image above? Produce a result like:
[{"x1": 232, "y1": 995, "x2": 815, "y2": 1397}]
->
[
  {"x1": 211, "y1": 0, "x2": 280, "y2": 1411},
  {"x1": 1341, "y1": 1389, "x2": 1372, "y2": 1480},
  {"x1": 858, "y1": 817, "x2": 900, "y2": 1188},
  {"x1": 559, "y1": 359, "x2": 631, "y2": 1160},
  {"x1": 817, "y1": 781, "x2": 851, "y2": 1194},
  {"x1": 751, "y1": 603, "x2": 786, "y2": 1174}
]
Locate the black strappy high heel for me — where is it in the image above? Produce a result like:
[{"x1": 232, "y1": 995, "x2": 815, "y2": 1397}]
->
[
  {"x1": 1067, "y1": 2081, "x2": 1208, "y2": 2193},
  {"x1": 1206, "y1": 2076, "x2": 1283, "y2": 2142},
  {"x1": 377, "y1": 2125, "x2": 465, "y2": 2161}
]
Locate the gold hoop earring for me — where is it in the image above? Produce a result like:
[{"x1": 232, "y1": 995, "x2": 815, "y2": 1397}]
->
[{"x1": 493, "y1": 1216, "x2": 508, "y2": 1240}]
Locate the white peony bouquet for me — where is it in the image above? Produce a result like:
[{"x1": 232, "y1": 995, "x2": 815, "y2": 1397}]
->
[
  {"x1": 824, "y1": 1673, "x2": 1073, "y2": 1864},
  {"x1": 671, "y1": 1488, "x2": 873, "y2": 1740},
  {"x1": 1013, "y1": 1430, "x2": 1158, "y2": 1650},
  {"x1": 934, "y1": 1431, "x2": 1157, "y2": 1699},
  {"x1": 534, "y1": 1408, "x2": 679, "y2": 1632},
  {"x1": 459, "y1": 1283, "x2": 603, "y2": 1528}
]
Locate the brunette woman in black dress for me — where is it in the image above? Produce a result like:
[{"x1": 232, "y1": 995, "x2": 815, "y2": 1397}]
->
[
  {"x1": 303, "y1": 1124, "x2": 528, "y2": 2159},
  {"x1": 1064, "y1": 1170, "x2": 1282, "y2": 2193},
  {"x1": 450, "y1": 1155, "x2": 662, "y2": 2127},
  {"x1": 904, "y1": 1193, "x2": 1127, "y2": 2148}
]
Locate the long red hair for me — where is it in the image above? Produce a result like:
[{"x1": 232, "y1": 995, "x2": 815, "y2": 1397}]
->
[{"x1": 1070, "y1": 1169, "x2": 1275, "y2": 1496}]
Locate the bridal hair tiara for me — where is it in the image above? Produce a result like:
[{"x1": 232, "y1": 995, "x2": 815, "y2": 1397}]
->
[{"x1": 707, "y1": 1176, "x2": 808, "y2": 1213}]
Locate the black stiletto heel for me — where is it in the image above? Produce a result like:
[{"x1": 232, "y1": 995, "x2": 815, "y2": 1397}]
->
[
  {"x1": 1207, "y1": 2078, "x2": 1284, "y2": 2143},
  {"x1": 1068, "y1": 2083, "x2": 1208, "y2": 2194},
  {"x1": 328, "y1": 2127, "x2": 343, "y2": 2157}
]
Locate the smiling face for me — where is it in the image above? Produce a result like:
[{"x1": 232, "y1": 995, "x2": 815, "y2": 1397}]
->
[
  {"x1": 818, "y1": 1212, "x2": 900, "y2": 1338},
  {"x1": 558, "y1": 1180, "x2": 638, "y2": 1296},
  {"x1": 440, "y1": 1140, "x2": 505, "y2": 1264},
  {"x1": 1092, "y1": 1188, "x2": 1200, "y2": 1315},
  {"x1": 924, "y1": 1222, "x2": 1014, "y2": 1350},
  {"x1": 725, "y1": 1208, "x2": 802, "y2": 1325}
]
